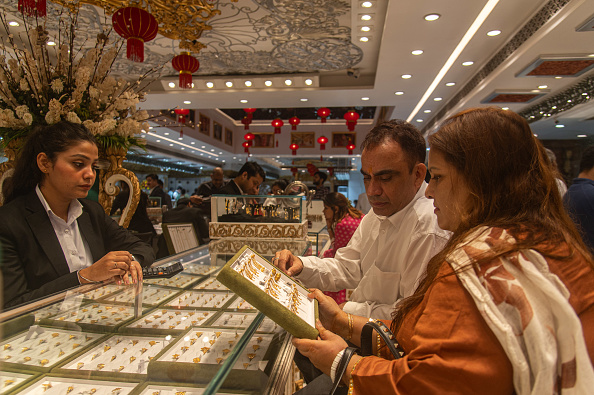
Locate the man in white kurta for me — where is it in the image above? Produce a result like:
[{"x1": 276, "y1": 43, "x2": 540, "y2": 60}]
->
[{"x1": 273, "y1": 120, "x2": 450, "y2": 320}]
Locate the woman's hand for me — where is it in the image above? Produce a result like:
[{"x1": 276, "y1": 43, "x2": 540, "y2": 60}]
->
[
  {"x1": 309, "y1": 289, "x2": 349, "y2": 337},
  {"x1": 79, "y1": 251, "x2": 140, "y2": 285},
  {"x1": 292, "y1": 320, "x2": 348, "y2": 376}
]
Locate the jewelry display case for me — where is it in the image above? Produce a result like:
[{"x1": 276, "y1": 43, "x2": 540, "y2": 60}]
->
[
  {"x1": 1, "y1": 238, "x2": 310, "y2": 395},
  {"x1": 209, "y1": 195, "x2": 308, "y2": 240}
]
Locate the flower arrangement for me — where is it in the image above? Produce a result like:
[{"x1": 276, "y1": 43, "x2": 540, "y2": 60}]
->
[{"x1": 0, "y1": 11, "x2": 159, "y2": 151}]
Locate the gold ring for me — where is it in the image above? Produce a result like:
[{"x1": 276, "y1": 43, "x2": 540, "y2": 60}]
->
[{"x1": 114, "y1": 263, "x2": 118, "y2": 269}]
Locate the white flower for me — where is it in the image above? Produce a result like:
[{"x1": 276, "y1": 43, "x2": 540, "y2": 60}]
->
[
  {"x1": 22, "y1": 113, "x2": 33, "y2": 125},
  {"x1": 66, "y1": 112, "x2": 81, "y2": 124},
  {"x1": 19, "y1": 78, "x2": 29, "y2": 91},
  {"x1": 45, "y1": 111, "x2": 61, "y2": 125},
  {"x1": 88, "y1": 86, "x2": 99, "y2": 99},
  {"x1": 15, "y1": 105, "x2": 29, "y2": 119},
  {"x1": 51, "y1": 79, "x2": 64, "y2": 94}
]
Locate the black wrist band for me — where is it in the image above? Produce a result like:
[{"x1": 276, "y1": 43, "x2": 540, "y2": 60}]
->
[{"x1": 330, "y1": 346, "x2": 357, "y2": 395}]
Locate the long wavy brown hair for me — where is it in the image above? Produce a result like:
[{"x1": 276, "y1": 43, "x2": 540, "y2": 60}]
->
[
  {"x1": 323, "y1": 192, "x2": 363, "y2": 228},
  {"x1": 391, "y1": 107, "x2": 593, "y2": 333}
]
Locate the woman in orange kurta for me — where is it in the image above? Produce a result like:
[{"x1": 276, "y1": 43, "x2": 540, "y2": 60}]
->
[{"x1": 293, "y1": 108, "x2": 594, "y2": 394}]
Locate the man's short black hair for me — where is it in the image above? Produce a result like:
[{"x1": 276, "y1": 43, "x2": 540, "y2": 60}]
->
[
  {"x1": 157, "y1": 179, "x2": 164, "y2": 187},
  {"x1": 237, "y1": 161, "x2": 266, "y2": 182},
  {"x1": 579, "y1": 145, "x2": 594, "y2": 173},
  {"x1": 146, "y1": 174, "x2": 159, "y2": 181},
  {"x1": 314, "y1": 171, "x2": 327, "y2": 182},
  {"x1": 360, "y1": 119, "x2": 426, "y2": 172}
]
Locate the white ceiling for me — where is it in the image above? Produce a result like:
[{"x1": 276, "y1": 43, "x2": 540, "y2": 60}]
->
[{"x1": 2, "y1": 0, "x2": 594, "y2": 173}]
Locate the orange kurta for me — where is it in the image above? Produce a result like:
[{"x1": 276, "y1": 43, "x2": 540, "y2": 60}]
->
[{"x1": 351, "y1": 242, "x2": 594, "y2": 395}]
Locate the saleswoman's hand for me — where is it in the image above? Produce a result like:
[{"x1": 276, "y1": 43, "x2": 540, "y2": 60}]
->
[
  {"x1": 79, "y1": 251, "x2": 139, "y2": 285},
  {"x1": 308, "y1": 289, "x2": 349, "y2": 337},
  {"x1": 292, "y1": 320, "x2": 348, "y2": 376}
]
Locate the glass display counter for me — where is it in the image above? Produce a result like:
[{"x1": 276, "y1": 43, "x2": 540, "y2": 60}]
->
[{"x1": 0, "y1": 239, "x2": 310, "y2": 395}]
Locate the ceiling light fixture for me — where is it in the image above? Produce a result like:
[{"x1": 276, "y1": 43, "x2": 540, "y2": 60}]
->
[
  {"x1": 361, "y1": 97, "x2": 370, "y2": 101},
  {"x1": 265, "y1": 80, "x2": 272, "y2": 86},
  {"x1": 424, "y1": 110, "x2": 431, "y2": 113},
  {"x1": 285, "y1": 79, "x2": 292, "y2": 86},
  {"x1": 538, "y1": 85, "x2": 548, "y2": 89},
  {"x1": 416, "y1": 119, "x2": 423, "y2": 122},
  {"x1": 445, "y1": 82, "x2": 456, "y2": 86},
  {"x1": 424, "y1": 14, "x2": 440, "y2": 21},
  {"x1": 361, "y1": 14, "x2": 372, "y2": 21},
  {"x1": 245, "y1": 81, "x2": 252, "y2": 87},
  {"x1": 395, "y1": 91, "x2": 404, "y2": 95},
  {"x1": 407, "y1": 0, "x2": 500, "y2": 122},
  {"x1": 164, "y1": 132, "x2": 170, "y2": 135},
  {"x1": 555, "y1": 124, "x2": 565, "y2": 128},
  {"x1": 411, "y1": 50, "x2": 423, "y2": 55},
  {"x1": 148, "y1": 132, "x2": 218, "y2": 156},
  {"x1": 578, "y1": 134, "x2": 587, "y2": 137},
  {"x1": 401, "y1": 74, "x2": 412, "y2": 79},
  {"x1": 433, "y1": 97, "x2": 442, "y2": 101},
  {"x1": 206, "y1": 82, "x2": 214, "y2": 88},
  {"x1": 8, "y1": 21, "x2": 19, "y2": 26},
  {"x1": 462, "y1": 61, "x2": 474, "y2": 66},
  {"x1": 555, "y1": 76, "x2": 563, "y2": 79},
  {"x1": 486, "y1": 29, "x2": 501, "y2": 36},
  {"x1": 361, "y1": 26, "x2": 370, "y2": 32},
  {"x1": 47, "y1": 41, "x2": 56, "y2": 46},
  {"x1": 183, "y1": 100, "x2": 191, "y2": 104},
  {"x1": 240, "y1": 99, "x2": 248, "y2": 103},
  {"x1": 305, "y1": 79, "x2": 313, "y2": 85},
  {"x1": 225, "y1": 81, "x2": 233, "y2": 87},
  {"x1": 502, "y1": 107, "x2": 509, "y2": 110},
  {"x1": 300, "y1": 98, "x2": 308, "y2": 102},
  {"x1": 360, "y1": 37, "x2": 369, "y2": 42},
  {"x1": 362, "y1": 1, "x2": 373, "y2": 7},
  {"x1": 168, "y1": 82, "x2": 176, "y2": 88}
]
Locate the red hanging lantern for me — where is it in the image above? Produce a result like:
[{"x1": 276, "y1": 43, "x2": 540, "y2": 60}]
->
[
  {"x1": 271, "y1": 118, "x2": 284, "y2": 134},
  {"x1": 18, "y1": 0, "x2": 46, "y2": 17},
  {"x1": 317, "y1": 107, "x2": 331, "y2": 123},
  {"x1": 112, "y1": 7, "x2": 159, "y2": 63},
  {"x1": 174, "y1": 108, "x2": 190, "y2": 124},
  {"x1": 344, "y1": 110, "x2": 360, "y2": 131},
  {"x1": 328, "y1": 167, "x2": 334, "y2": 177},
  {"x1": 172, "y1": 52, "x2": 200, "y2": 89},
  {"x1": 317, "y1": 135, "x2": 328, "y2": 150},
  {"x1": 291, "y1": 167, "x2": 298, "y2": 177},
  {"x1": 290, "y1": 143, "x2": 299, "y2": 156},
  {"x1": 244, "y1": 132, "x2": 255, "y2": 147},
  {"x1": 244, "y1": 108, "x2": 257, "y2": 120},
  {"x1": 289, "y1": 116, "x2": 300, "y2": 130},
  {"x1": 241, "y1": 116, "x2": 252, "y2": 130},
  {"x1": 242, "y1": 141, "x2": 250, "y2": 153},
  {"x1": 346, "y1": 140, "x2": 356, "y2": 155}
]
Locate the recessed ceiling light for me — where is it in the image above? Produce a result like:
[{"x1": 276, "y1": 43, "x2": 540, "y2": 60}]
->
[
  {"x1": 486, "y1": 30, "x2": 501, "y2": 36},
  {"x1": 424, "y1": 13, "x2": 440, "y2": 21},
  {"x1": 361, "y1": 14, "x2": 372, "y2": 21},
  {"x1": 225, "y1": 81, "x2": 233, "y2": 87},
  {"x1": 156, "y1": 139, "x2": 161, "y2": 142},
  {"x1": 361, "y1": 97, "x2": 370, "y2": 101},
  {"x1": 164, "y1": 132, "x2": 170, "y2": 135},
  {"x1": 433, "y1": 97, "x2": 442, "y2": 101},
  {"x1": 362, "y1": 1, "x2": 373, "y2": 7},
  {"x1": 169, "y1": 143, "x2": 174, "y2": 146},
  {"x1": 416, "y1": 119, "x2": 423, "y2": 122},
  {"x1": 395, "y1": 91, "x2": 404, "y2": 95},
  {"x1": 178, "y1": 137, "x2": 183, "y2": 140},
  {"x1": 359, "y1": 37, "x2": 369, "y2": 42},
  {"x1": 578, "y1": 134, "x2": 587, "y2": 137},
  {"x1": 285, "y1": 79, "x2": 292, "y2": 86},
  {"x1": 201, "y1": 146, "x2": 206, "y2": 148},
  {"x1": 502, "y1": 107, "x2": 509, "y2": 110},
  {"x1": 148, "y1": 126, "x2": 153, "y2": 129},
  {"x1": 305, "y1": 78, "x2": 313, "y2": 85},
  {"x1": 219, "y1": 152, "x2": 223, "y2": 154},
  {"x1": 206, "y1": 82, "x2": 214, "y2": 88},
  {"x1": 191, "y1": 142, "x2": 195, "y2": 144},
  {"x1": 445, "y1": 82, "x2": 456, "y2": 86},
  {"x1": 300, "y1": 98, "x2": 308, "y2": 102},
  {"x1": 462, "y1": 61, "x2": 474, "y2": 66},
  {"x1": 211, "y1": 149, "x2": 215, "y2": 152},
  {"x1": 401, "y1": 74, "x2": 412, "y2": 79},
  {"x1": 183, "y1": 100, "x2": 191, "y2": 104},
  {"x1": 588, "y1": 54, "x2": 594, "y2": 57},
  {"x1": 47, "y1": 41, "x2": 56, "y2": 46},
  {"x1": 555, "y1": 124, "x2": 565, "y2": 128},
  {"x1": 555, "y1": 76, "x2": 563, "y2": 79},
  {"x1": 533, "y1": 134, "x2": 538, "y2": 137},
  {"x1": 8, "y1": 21, "x2": 19, "y2": 26},
  {"x1": 168, "y1": 82, "x2": 176, "y2": 88},
  {"x1": 411, "y1": 50, "x2": 423, "y2": 55},
  {"x1": 423, "y1": 110, "x2": 431, "y2": 113},
  {"x1": 245, "y1": 80, "x2": 252, "y2": 87},
  {"x1": 240, "y1": 99, "x2": 248, "y2": 103},
  {"x1": 361, "y1": 26, "x2": 371, "y2": 32},
  {"x1": 265, "y1": 80, "x2": 272, "y2": 87},
  {"x1": 538, "y1": 85, "x2": 548, "y2": 89},
  {"x1": 233, "y1": 157, "x2": 237, "y2": 159}
]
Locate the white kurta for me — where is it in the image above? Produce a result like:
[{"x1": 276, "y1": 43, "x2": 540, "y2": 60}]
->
[{"x1": 297, "y1": 182, "x2": 450, "y2": 319}]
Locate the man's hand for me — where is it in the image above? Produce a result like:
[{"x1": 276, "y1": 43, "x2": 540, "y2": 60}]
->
[
  {"x1": 292, "y1": 320, "x2": 348, "y2": 377},
  {"x1": 271, "y1": 249, "x2": 304, "y2": 276},
  {"x1": 190, "y1": 195, "x2": 203, "y2": 206}
]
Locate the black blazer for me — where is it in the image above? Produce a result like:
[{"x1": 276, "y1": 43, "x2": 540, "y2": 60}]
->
[
  {"x1": 216, "y1": 180, "x2": 242, "y2": 195},
  {"x1": 149, "y1": 186, "x2": 172, "y2": 209},
  {"x1": 0, "y1": 191, "x2": 155, "y2": 308}
]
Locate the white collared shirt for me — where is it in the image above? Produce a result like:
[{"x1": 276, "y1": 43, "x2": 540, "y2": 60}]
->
[
  {"x1": 298, "y1": 182, "x2": 451, "y2": 319},
  {"x1": 35, "y1": 185, "x2": 94, "y2": 272}
]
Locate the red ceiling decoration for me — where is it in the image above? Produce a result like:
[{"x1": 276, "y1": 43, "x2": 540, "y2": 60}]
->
[
  {"x1": 344, "y1": 110, "x2": 360, "y2": 131},
  {"x1": 346, "y1": 140, "x2": 356, "y2": 155},
  {"x1": 317, "y1": 107, "x2": 331, "y2": 123},
  {"x1": 289, "y1": 116, "x2": 300, "y2": 130},
  {"x1": 244, "y1": 108, "x2": 257, "y2": 120},
  {"x1": 290, "y1": 143, "x2": 299, "y2": 156},
  {"x1": 244, "y1": 132, "x2": 255, "y2": 147},
  {"x1": 172, "y1": 52, "x2": 200, "y2": 89},
  {"x1": 112, "y1": 7, "x2": 159, "y2": 63},
  {"x1": 241, "y1": 116, "x2": 252, "y2": 130},
  {"x1": 317, "y1": 135, "x2": 328, "y2": 150},
  {"x1": 242, "y1": 141, "x2": 250, "y2": 153},
  {"x1": 271, "y1": 118, "x2": 284, "y2": 134},
  {"x1": 18, "y1": 0, "x2": 46, "y2": 17}
]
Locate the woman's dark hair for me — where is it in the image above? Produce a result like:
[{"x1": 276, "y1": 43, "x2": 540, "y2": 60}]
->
[
  {"x1": 323, "y1": 192, "x2": 363, "y2": 225},
  {"x1": 272, "y1": 179, "x2": 289, "y2": 192},
  {"x1": 391, "y1": 107, "x2": 593, "y2": 333},
  {"x1": 3, "y1": 121, "x2": 96, "y2": 203}
]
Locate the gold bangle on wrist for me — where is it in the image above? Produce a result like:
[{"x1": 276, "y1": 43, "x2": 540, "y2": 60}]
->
[
  {"x1": 347, "y1": 356, "x2": 365, "y2": 394},
  {"x1": 77, "y1": 270, "x2": 101, "y2": 284},
  {"x1": 346, "y1": 313, "x2": 354, "y2": 340}
]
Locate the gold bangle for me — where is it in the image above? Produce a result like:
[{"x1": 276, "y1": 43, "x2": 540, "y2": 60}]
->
[
  {"x1": 347, "y1": 356, "x2": 365, "y2": 394},
  {"x1": 77, "y1": 270, "x2": 101, "y2": 284},
  {"x1": 346, "y1": 313, "x2": 354, "y2": 340}
]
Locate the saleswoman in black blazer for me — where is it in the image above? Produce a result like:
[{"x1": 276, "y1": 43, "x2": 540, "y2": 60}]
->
[{"x1": 0, "y1": 121, "x2": 155, "y2": 308}]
